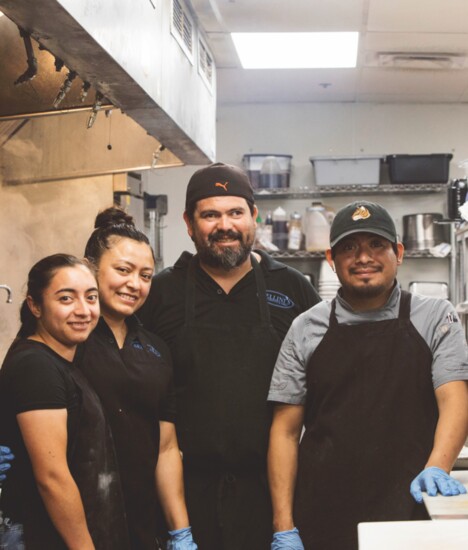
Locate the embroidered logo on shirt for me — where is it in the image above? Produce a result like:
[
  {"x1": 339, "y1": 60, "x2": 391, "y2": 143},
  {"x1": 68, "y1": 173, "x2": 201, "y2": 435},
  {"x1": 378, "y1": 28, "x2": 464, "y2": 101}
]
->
[
  {"x1": 146, "y1": 344, "x2": 161, "y2": 357},
  {"x1": 131, "y1": 340, "x2": 162, "y2": 357},
  {"x1": 445, "y1": 312, "x2": 458, "y2": 324},
  {"x1": 215, "y1": 181, "x2": 229, "y2": 192},
  {"x1": 352, "y1": 206, "x2": 371, "y2": 221},
  {"x1": 266, "y1": 290, "x2": 295, "y2": 309}
]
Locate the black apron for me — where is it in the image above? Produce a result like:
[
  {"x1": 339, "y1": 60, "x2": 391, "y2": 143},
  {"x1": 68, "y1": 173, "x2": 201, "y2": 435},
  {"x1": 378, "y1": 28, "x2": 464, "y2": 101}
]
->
[
  {"x1": 172, "y1": 255, "x2": 281, "y2": 550},
  {"x1": 294, "y1": 291, "x2": 438, "y2": 550},
  {"x1": 69, "y1": 365, "x2": 130, "y2": 550}
]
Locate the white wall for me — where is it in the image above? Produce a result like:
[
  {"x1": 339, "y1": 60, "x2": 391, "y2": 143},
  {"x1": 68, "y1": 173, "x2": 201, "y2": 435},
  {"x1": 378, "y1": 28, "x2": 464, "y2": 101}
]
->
[{"x1": 147, "y1": 102, "x2": 467, "y2": 289}]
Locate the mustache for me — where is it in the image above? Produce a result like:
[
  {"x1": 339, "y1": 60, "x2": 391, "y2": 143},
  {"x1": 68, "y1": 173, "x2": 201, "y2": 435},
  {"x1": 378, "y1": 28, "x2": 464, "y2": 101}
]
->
[{"x1": 208, "y1": 229, "x2": 243, "y2": 243}]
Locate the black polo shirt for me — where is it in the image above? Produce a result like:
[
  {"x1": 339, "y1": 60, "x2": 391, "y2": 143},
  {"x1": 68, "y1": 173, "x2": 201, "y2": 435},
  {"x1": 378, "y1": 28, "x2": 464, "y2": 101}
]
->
[
  {"x1": 78, "y1": 316, "x2": 176, "y2": 549},
  {"x1": 138, "y1": 250, "x2": 321, "y2": 350}
]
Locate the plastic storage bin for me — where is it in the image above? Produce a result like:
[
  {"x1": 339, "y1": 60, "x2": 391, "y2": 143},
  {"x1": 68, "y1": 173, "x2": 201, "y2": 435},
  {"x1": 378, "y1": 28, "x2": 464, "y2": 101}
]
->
[
  {"x1": 242, "y1": 154, "x2": 292, "y2": 189},
  {"x1": 386, "y1": 154, "x2": 453, "y2": 184},
  {"x1": 309, "y1": 156, "x2": 382, "y2": 186}
]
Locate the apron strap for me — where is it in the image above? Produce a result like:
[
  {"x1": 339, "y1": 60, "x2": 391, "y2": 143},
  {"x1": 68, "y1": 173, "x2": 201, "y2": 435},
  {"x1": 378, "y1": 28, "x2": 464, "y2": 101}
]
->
[
  {"x1": 185, "y1": 254, "x2": 271, "y2": 324},
  {"x1": 398, "y1": 290, "x2": 412, "y2": 320},
  {"x1": 251, "y1": 253, "x2": 271, "y2": 325},
  {"x1": 329, "y1": 298, "x2": 339, "y2": 328}
]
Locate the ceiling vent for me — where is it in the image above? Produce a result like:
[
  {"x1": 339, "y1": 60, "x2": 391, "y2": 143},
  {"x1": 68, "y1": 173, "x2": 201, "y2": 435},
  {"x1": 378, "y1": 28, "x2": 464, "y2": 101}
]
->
[
  {"x1": 376, "y1": 52, "x2": 468, "y2": 70},
  {"x1": 171, "y1": 0, "x2": 194, "y2": 61},
  {"x1": 198, "y1": 37, "x2": 214, "y2": 91}
]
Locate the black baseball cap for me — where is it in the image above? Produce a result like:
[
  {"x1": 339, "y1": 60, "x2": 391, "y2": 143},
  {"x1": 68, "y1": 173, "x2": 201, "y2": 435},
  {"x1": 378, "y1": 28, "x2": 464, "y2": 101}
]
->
[
  {"x1": 185, "y1": 162, "x2": 255, "y2": 211},
  {"x1": 330, "y1": 201, "x2": 398, "y2": 247}
]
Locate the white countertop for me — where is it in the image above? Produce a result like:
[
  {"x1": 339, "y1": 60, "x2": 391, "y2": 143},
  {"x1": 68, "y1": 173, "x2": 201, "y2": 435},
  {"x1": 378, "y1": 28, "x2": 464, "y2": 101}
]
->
[
  {"x1": 358, "y1": 470, "x2": 468, "y2": 549},
  {"x1": 358, "y1": 520, "x2": 468, "y2": 550}
]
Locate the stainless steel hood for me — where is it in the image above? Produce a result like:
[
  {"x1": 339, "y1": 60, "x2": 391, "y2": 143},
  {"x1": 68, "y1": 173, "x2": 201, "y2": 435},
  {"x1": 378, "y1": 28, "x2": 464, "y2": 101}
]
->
[{"x1": 0, "y1": 0, "x2": 216, "y2": 167}]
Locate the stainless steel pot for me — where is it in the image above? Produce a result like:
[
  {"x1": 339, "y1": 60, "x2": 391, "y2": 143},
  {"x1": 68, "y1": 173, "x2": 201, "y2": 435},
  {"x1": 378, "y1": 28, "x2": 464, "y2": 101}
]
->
[{"x1": 402, "y1": 213, "x2": 447, "y2": 250}]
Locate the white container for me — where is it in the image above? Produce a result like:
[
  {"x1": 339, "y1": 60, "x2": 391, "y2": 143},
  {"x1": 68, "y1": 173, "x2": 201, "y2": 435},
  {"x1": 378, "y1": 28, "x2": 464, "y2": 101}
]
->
[
  {"x1": 242, "y1": 154, "x2": 292, "y2": 189},
  {"x1": 310, "y1": 155, "x2": 382, "y2": 186},
  {"x1": 408, "y1": 281, "x2": 448, "y2": 300},
  {"x1": 305, "y1": 202, "x2": 330, "y2": 251}
]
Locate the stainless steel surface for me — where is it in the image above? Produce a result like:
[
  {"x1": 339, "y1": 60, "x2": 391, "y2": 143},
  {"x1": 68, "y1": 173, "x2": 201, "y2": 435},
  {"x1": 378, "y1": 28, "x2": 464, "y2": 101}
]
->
[
  {"x1": 0, "y1": 109, "x2": 182, "y2": 185},
  {"x1": 0, "y1": 0, "x2": 216, "y2": 163},
  {"x1": 402, "y1": 213, "x2": 447, "y2": 250}
]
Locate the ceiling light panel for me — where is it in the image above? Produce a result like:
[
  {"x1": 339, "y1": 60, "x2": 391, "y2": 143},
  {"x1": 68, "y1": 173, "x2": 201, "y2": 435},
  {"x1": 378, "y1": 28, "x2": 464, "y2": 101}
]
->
[{"x1": 231, "y1": 32, "x2": 359, "y2": 69}]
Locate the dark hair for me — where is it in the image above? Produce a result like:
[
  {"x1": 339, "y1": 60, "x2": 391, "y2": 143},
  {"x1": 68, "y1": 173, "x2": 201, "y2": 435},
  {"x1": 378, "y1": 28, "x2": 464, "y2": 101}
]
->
[
  {"x1": 185, "y1": 198, "x2": 255, "y2": 222},
  {"x1": 18, "y1": 254, "x2": 94, "y2": 338},
  {"x1": 84, "y1": 206, "x2": 153, "y2": 266}
]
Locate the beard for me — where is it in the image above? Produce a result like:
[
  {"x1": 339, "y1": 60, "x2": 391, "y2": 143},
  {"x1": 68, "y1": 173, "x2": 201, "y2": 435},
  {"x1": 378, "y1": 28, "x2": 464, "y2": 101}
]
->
[{"x1": 194, "y1": 228, "x2": 254, "y2": 270}]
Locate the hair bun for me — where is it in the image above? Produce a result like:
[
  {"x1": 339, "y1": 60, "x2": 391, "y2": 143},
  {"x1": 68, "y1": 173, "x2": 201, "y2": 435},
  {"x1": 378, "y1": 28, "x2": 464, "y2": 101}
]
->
[{"x1": 94, "y1": 206, "x2": 135, "y2": 229}]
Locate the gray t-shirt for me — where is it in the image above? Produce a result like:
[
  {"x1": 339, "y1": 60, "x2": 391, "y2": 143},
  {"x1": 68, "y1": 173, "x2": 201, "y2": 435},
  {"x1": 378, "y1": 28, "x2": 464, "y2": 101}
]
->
[{"x1": 268, "y1": 284, "x2": 468, "y2": 405}]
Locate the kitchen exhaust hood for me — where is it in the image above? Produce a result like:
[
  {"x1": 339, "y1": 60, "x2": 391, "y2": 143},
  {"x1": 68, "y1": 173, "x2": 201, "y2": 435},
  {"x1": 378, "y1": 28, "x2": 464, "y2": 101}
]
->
[{"x1": 0, "y1": 0, "x2": 216, "y2": 176}]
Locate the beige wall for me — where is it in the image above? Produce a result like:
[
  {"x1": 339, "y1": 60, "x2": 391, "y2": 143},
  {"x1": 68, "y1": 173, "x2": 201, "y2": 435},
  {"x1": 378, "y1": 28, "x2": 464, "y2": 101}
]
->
[{"x1": 0, "y1": 175, "x2": 113, "y2": 362}]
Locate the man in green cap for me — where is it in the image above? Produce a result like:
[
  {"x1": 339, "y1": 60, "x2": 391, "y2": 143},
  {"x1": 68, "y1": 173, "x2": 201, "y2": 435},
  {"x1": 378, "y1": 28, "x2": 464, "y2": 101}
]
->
[
  {"x1": 139, "y1": 162, "x2": 320, "y2": 550},
  {"x1": 267, "y1": 200, "x2": 468, "y2": 550}
]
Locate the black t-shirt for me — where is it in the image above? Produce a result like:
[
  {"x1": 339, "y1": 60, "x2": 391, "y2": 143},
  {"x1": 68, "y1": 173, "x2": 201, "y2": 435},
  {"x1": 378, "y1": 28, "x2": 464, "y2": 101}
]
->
[
  {"x1": 0, "y1": 339, "x2": 80, "y2": 549},
  {"x1": 138, "y1": 250, "x2": 321, "y2": 350},
  {"x1": 78, "y1": 316, "x2": 176, "y2": 549}
]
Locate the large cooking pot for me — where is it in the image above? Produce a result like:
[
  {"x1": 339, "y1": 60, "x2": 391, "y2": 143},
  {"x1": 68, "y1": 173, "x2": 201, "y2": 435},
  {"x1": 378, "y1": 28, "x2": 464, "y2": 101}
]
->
[{"x1": 402, "y1": 213, "x2": 447, "y2": 250}]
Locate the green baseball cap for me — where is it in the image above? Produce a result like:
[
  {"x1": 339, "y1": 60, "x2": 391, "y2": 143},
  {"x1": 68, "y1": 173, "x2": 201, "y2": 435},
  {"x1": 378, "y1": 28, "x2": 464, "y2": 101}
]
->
[{"x1": 330, "y1": 201, "x2": 398, "y2": 247}]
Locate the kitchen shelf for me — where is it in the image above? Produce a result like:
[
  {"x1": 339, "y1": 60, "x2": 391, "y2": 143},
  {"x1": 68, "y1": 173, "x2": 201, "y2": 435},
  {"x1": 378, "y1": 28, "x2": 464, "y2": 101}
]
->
[
  {"x1": 254, "y1": 183, "x2": 446, "y2": 199},
  {"x1": 268, "y1": 249, "x2": 448, "y2": 260}
]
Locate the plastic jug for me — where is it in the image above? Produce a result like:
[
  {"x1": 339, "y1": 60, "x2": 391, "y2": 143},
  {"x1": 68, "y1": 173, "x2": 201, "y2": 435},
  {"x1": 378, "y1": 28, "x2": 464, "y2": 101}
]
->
[
  {"x1": 288, "y1": 211, "x2": 303, "y2": 252},
  {"x1": 305, "y1": 202, "x2": 330, "y2": 251},
  {"x1": 260, "y1": 156, "x2": 282, "y2": 189}
]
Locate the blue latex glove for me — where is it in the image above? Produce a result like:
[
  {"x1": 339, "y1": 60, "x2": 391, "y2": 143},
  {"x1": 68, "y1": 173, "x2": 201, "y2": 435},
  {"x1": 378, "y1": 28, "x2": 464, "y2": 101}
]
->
[
  {"x1": 167, "y1": 526, "x2": 198, "y2": 550},
  {"x1": 410, "y1": 466, "x2": 467, "y2": 503},
  {"x1": 0, "y1": 445, "x2": 15, "y2": 482},
  {"x1": 272, "y1": 527, "x2": 305, "y2": 550}
]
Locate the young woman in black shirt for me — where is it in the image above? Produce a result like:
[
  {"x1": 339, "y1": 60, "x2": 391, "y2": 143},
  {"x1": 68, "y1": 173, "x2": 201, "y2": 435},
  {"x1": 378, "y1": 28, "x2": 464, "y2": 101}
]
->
[
  {"x1": 81, "y1": 208, "x2": 196, "y2": 550},
  {"x1": 0, "y1": 254, "x2": 107, "y2": 549}
]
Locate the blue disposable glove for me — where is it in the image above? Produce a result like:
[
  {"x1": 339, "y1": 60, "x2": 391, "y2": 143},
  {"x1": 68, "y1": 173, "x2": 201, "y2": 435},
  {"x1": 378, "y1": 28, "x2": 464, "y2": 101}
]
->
[
  {"x1": 272, "y1": 527, "x2": 305, "y2": 550},
  {"x1": 167, "y1": 526, "x2": 198, "y2": 550},
  {"x1": 0, "y1": 445, "x2": 15, "y2": 482},
  {"x1": 410, "y1": 466, "x2": 467, "y2": 503}
]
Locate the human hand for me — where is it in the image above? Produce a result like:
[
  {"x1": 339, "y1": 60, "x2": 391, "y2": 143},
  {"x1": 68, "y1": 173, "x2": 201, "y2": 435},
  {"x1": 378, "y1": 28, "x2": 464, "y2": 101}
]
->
[
  {"x1": 0, "y1": 445, "x2": 15, "y2": 482},
  {"x1": 410, "y1": 466, "x2": 467, "y2": 503},
  {"x1": 271, "y1": 527, "x2": 305, "y2": 550},
  {"x1": 167, "y1": 526, "x2": 198, "y2": 550}
]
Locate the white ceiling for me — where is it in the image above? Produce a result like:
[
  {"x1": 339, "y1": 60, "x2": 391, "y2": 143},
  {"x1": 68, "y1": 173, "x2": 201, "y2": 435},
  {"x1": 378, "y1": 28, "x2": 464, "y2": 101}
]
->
[{"x1": 189, "y1": 0, "x2": 468, "y2": 105}]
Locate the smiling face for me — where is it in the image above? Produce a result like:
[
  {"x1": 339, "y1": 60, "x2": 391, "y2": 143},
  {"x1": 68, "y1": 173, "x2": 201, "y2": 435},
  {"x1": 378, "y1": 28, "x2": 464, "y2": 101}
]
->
[
  {"x1": 29, "y1": 265, "x2": 100, "y2": 358},
  {"x1": 184, "y1": 195, "x2": 258, "y2": 270},
  {"x1": 96, "y1": 236, "x2": 155, "y2": 322},
  {"x1": 326, "y1": 232, "x2": 404, "y2": 310}
]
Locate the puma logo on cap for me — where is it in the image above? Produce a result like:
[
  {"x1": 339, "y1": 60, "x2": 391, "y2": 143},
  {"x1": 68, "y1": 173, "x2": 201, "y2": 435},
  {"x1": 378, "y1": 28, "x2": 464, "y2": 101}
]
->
[{"x1": 215, "y1": 181, "x2": 229, "y2": 192}]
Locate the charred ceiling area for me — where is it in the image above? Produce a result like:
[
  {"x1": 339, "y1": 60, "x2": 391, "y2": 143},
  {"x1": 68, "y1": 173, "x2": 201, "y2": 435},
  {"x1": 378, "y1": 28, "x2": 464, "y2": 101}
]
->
[
  {"x1": 0, "y1": 0, "x2": 216, "y2": 165},
  {"x1": 0, "y1": 13, "x2": 111, "y2": 121}
]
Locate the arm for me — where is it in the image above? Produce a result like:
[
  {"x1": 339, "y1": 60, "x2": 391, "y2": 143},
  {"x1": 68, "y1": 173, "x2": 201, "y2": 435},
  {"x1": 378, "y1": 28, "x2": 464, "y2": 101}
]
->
[
  {"x1": 410, "y1": 380, "x2": 468, "y2": 502},
  {"x1": 155, "y1": 420, "x2": 190, "y2": 530},
  {"x1": 18, "y1": 409, "x2": 94, "y2": 550},
  {"x1": 268, "y1": 403, "x2": 304, "y2": 533},
  {"x1": 426, "y1": 380, "x2": 468, "y2": 471}
]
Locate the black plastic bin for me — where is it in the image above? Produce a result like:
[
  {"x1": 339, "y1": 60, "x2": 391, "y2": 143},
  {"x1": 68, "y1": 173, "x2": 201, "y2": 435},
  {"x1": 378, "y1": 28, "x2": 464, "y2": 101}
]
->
[{"x1": 386, "y1": 154, "x2": 453, "y2": 184}]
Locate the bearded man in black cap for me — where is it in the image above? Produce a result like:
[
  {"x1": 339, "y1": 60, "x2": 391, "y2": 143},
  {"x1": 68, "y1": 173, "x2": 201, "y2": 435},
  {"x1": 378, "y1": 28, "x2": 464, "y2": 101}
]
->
[
  {"x1": 267, "y1": 201, "x2": 468, "y2": 550},
  {"x1": 138, "y1": 163, "x2": 320, "y2": 550}
]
